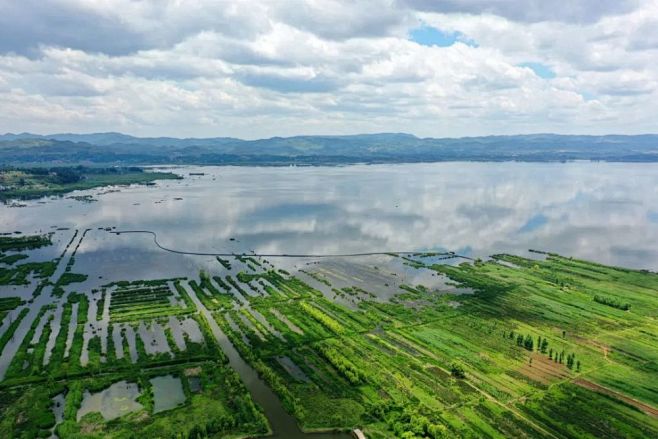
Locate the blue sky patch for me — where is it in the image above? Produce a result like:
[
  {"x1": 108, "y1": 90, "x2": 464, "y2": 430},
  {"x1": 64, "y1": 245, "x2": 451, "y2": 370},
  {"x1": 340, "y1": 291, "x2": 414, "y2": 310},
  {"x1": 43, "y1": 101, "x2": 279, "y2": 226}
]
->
[
  {"x1": 519, "y1": 213, "x2": 549, "y2": 233},
  {"x1": 518, "y1": 62, "x2": 556, "y2": 79},
  {"x1": 409, "y1": 25, "x2": 476, "y2": 47},
  {"x1": 580, "y1": 90, "x2": 597, "y2": 101},
  {"x1": 648, "y1": 211, "x2": 658, "y2": 223}
]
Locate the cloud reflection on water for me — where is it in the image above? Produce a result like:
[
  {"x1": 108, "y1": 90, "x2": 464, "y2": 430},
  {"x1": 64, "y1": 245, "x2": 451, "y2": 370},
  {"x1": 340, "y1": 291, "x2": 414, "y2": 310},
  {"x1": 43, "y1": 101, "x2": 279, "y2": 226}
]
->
[{"x1": 2, "y1": 162, "x2": 657, "y2": 271}]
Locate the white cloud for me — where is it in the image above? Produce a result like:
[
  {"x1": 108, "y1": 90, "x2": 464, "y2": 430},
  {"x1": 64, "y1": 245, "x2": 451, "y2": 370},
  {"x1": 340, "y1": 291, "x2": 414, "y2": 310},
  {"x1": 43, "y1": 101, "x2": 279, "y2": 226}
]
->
[
  {"x1": 0, "y1": 0, "x2": 656, "y2": 137},
  {"x1": 400, "y1": 0, "x2": 641, "y2": 24}
]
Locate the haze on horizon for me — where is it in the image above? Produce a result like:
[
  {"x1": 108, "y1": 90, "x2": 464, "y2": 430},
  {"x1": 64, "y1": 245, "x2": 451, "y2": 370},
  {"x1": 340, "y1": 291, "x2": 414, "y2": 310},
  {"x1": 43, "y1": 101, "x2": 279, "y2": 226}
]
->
[{"x1": 1, "y1": 0, "x2": 657, "y2": 140}]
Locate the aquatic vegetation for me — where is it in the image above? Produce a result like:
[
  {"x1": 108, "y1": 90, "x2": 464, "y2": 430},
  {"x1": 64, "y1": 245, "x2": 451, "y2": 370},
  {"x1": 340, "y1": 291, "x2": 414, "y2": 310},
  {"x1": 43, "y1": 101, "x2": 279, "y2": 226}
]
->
[
  {"x1": 108, "y1": 281, "x2": 189, "y2": 322},
  {"x1": 188, "y1": 277, "x2": 235, "y2": 311},
  {"x1": 300, "y1": 269, "x2": 332, "y2": 287},
  {"x1": 52, "y1": 272, "x2": 88, "y2": 297},
  {"x1": 0, "y1": 296, "x2": 23, "y2": 319},
  {"x1": 0, "y1": 253, "x2": 28, "y2": 265},
  {"x1": 1, "y1": 249, "x2": 656, "y2": 438},
  {"x1": 0, "y1": 307, "x2": 29, "y2": 355},
  {"x1": 0, "y1": 260, "x2": 57, "y2": 286},
  {"x1": 4, "y1": 306, "x2": 52, "y2": 381},
  {"x1": 0, "y1": 235, "x2": 57, "y2": 289},
  {"x1": 216, "y1": 257, "x2": 232, "y2": 270},
  {"x1": 0, "y1": 234, "x2": 52, "y2": 251}
]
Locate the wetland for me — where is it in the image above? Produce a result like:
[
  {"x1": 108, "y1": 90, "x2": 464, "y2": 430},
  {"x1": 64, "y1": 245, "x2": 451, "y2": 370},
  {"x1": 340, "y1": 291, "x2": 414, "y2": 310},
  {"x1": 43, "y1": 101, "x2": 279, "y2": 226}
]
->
[{"x1": 0, "y1": 162, "x2": 657, "y2": 438}]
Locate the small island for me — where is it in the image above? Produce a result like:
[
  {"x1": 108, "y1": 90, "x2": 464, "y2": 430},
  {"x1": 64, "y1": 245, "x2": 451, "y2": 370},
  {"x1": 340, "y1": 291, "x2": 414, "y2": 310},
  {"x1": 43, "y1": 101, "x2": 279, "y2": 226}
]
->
[{"x1": 0, "y1": 166, "x2": 182, "y2": 202}]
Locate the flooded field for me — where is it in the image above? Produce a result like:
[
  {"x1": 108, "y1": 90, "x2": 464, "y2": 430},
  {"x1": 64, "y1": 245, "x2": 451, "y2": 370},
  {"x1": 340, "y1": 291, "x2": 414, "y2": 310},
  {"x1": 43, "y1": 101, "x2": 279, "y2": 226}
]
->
[{"x1": 76, "y1": 381, "x2": 142, "y2": 421}]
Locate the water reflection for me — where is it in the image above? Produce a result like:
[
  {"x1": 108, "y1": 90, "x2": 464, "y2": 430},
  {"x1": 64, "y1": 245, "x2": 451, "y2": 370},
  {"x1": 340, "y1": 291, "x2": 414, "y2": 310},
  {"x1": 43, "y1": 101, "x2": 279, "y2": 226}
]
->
[
  {"x1": 151, "y1": 375, "x2": 186, "y2": 414},
  {"x1": 76, "y1": 380, "x2": 143, "y2": 421},
  {"x1": 1, "y1": 162, "x2": 656, "y2": 271}
]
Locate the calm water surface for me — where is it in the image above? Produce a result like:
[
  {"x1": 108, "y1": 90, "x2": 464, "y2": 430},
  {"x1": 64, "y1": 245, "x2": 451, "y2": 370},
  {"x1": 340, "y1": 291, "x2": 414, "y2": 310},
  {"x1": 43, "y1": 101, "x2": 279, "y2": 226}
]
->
[{"x1": 2, "y1": 162, "x2": 657, "y2": 271}]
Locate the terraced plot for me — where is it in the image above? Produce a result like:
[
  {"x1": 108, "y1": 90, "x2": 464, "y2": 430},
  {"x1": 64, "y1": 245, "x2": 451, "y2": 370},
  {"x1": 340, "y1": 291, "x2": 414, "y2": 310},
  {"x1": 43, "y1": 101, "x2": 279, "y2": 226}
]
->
[{"x1": 108, "y1": 280, "x2": 191, "y2": 321}]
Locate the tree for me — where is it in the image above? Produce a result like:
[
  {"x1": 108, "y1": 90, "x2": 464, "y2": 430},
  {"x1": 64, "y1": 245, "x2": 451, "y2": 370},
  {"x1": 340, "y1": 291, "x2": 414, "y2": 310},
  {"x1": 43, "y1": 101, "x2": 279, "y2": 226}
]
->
[
  {"x1": 428, "y1": 424, "x2": 448, "y2": 438},
  {"x1": 450, "y1": 362, "x2": 466, "y2": 379},
  {"x1": 200, "y1": 269, "x2": 210, "y2": 284},
  {"x1": 54, "y1": 168, "x2": 82, "y2": 184},
  {"x1": 567, "y1": 353, "x2": 575, "y2": 370},
  {"x1": 540, "y1": 338, "x2": 549, "y2": 353},
  {"x1": 537, "y1": 336, "x2": 542, "y2": 351},
  {"x1": 576, "y1": 360, "x2": 581, "y2": 372},
  {"x1": 523, "y1": 335, "x2": 534, "y2": 351}
]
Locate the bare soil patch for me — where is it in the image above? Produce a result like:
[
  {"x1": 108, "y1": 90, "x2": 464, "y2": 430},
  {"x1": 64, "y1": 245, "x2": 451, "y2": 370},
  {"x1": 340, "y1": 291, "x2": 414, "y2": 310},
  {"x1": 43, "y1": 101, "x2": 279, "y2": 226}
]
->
[{"x1": 519, "y1": 352, "x2": 570, "y2": 385}]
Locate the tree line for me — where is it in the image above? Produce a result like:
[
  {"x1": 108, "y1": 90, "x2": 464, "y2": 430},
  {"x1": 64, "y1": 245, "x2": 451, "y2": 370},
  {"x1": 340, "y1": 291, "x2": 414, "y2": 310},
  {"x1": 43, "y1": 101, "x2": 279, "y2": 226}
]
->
[{"x1": 505, "y1": 330, "x2": 581, "y2": 371}]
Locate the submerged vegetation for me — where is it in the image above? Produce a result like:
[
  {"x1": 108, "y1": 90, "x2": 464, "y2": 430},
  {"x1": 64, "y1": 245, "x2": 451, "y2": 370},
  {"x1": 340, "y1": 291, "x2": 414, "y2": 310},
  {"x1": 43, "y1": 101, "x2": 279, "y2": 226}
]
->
[
  {"x1": 0, "y1": 234, "x2": 56, "y2": 286},
  {"x1": 0, "y1": 234, "x2": 656, "y2": 438},
  {"x1": 0, "y1": 234, "x2": 52, "y2": 252}
]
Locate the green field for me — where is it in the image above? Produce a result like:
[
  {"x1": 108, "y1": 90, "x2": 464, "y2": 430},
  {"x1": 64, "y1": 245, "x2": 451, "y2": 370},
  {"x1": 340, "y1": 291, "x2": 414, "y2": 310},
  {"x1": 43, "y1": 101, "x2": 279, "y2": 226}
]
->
[
  {"x1": 212, "y1": 254, "x2": 658, "y2": 437},
  {"x1": 0, "y1": 244, "x2": 656, "y2": 438}
]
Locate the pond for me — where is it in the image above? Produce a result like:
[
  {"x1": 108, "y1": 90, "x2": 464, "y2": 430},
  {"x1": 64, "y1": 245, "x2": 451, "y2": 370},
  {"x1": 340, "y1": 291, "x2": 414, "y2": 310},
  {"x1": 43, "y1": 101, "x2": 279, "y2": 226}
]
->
[
  {"x1": 76, "y1": 380, "x2": 143, "y2": 421},
  {"x1": 188, "y1": 376, "x2": 202, "y2": 393},
  {"x1": 151, "y1": 375, "x2": 186, "y2": 414}
]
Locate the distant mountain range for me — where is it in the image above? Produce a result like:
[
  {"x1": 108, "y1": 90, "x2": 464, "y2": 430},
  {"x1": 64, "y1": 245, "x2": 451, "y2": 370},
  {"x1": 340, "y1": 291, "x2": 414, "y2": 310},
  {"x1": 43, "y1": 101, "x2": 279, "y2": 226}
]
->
[{"x1": 1, "y1": 132, "x2": 657, "y2": 166}]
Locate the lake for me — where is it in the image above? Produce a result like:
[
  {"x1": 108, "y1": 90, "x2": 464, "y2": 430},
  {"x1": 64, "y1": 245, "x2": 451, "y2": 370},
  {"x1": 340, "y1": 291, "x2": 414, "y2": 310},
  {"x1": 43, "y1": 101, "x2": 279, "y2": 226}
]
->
[{"x1": 2, "y1": 162, "x2": 657, "y2": 272}]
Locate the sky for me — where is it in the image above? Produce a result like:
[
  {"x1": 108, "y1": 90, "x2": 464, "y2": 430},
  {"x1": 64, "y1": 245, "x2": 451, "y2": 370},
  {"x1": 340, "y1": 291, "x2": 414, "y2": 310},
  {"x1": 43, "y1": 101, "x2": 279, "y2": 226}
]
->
[{"x1": 0, "y1": 0, "x2": 657, "y2": 139}]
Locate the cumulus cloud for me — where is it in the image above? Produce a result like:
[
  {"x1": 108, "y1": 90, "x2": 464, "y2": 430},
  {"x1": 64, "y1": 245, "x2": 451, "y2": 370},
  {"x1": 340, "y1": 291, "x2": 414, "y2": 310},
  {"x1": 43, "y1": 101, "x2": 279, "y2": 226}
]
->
[
  {"x1": 0, "y1": 0, "x2": 656, "y2": 138},
  {"x1": 400, "y1": 0, "x2": 641, "y2": 23},
  {"x1": 273, "y1": 0, "x2": 409, "y2": 40},
  {"x1": 0, "y1": 0, "x2": 149, "y2": 56},
  {"x1": 0, "y1": 0, "x2": 272, "y2": 56}
]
